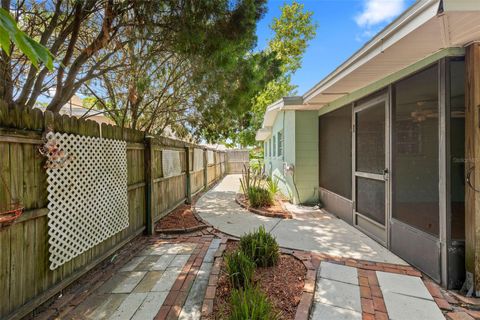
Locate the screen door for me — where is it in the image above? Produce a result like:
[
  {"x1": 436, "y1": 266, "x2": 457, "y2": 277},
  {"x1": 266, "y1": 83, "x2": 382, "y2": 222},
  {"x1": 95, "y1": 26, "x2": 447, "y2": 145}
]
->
[{"x1": 353, "y1": 95, "x2": 389, "y2": 245}]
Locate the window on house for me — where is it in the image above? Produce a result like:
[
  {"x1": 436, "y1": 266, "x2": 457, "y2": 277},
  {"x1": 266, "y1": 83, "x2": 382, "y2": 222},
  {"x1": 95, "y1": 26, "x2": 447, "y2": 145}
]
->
[
  {"x1": 273, "y1": 136, "x2": 276, "y2": 157},
  {"x1": 268, "y1": 139, "x2": 271, "y2": 157},
  {"x1": 319, "y1": 105, "x2": 352, "y2": 199},
  {"x1": 277, "y1": 131, "x2": 283, "y2": 156}
]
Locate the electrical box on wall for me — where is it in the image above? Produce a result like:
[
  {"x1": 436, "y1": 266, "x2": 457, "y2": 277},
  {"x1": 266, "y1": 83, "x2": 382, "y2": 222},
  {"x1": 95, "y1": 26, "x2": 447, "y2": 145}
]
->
[{"x1": 284, "y1": 163, "x2": 294, "y2": 175}]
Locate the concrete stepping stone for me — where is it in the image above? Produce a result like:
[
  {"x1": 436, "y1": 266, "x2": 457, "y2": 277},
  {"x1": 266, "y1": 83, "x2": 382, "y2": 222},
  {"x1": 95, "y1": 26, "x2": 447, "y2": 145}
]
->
[
  {"x1": 311, "y1": 262, "x2": 362, "y2": 319},
  {"x1": 320, "y1": 262, "x2": 359, "y2": 285},
  {"x1": 314, "y1": 278, "x2": 362, "y2": 312},
  {"x1": 135, "y1": 255, "x2": 163, "y2": 271},
  {"x1": 377, "y1": 271, "x2": 433, "y2": 300},
  {"x1": 170, "y1": 254, "x2": 190, "y2": 267},
  {"x1": 377, "y1": 271, "x2": 444, "y2": 320},
  {"x1": 98, "y1": 273, "x2": 132, "y2": 294},
  {"x1": 151, "y1": 254, "x2": 176, "y2": 271},
  {"x1": 130, "y1": 291, "x2": 168, "y2": 320},
  {"x1": 120, "y1": 256, "x2": 146, "y2": 272},
  {"x1": 140, "y1": 243, "x2": 196, "y2": 256},
  {"x1": 72, "y1": 293, "x2": 127, "y2": 319},
  {"x1": 382, "y1": 291, "x2": 445, "y2": 320},
  {"x1": 133, "y1": 271, "x2": 164, "y2": 293},
  {"x1": 109, "y1": 293, "x2": 147, "y2": 319},
  {"x1": 111, "y1": 271, "x2": 147, "y2": 294},
  {"x1": 310, "y1": 303, "x2": 362, "y2": 320},
  {"x1": 151, "y1": 267, "x2": 183, "y2": 292}
]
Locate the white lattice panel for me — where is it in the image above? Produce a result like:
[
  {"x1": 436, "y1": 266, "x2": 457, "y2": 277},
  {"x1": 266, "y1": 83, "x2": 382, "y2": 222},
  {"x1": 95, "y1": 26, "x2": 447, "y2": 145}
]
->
[
  {"x1": 162, "y1": 149, "x2": 181, "y2": 178},
  {"x1": 46, "y1": 132, "x2": 128, "y2": 270},
  {"x1": 207, "y1": 150, "x2": 214, "y2": 165},
  {"x1": 194, "y1": 148, "x2": 204, "y2": 171}
]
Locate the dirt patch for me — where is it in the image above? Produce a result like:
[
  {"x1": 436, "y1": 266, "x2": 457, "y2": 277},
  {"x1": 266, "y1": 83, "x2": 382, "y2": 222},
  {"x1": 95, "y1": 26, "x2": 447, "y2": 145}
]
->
[
  {"x1": 155, "y1": 204, "x2": 204, "y2": 231},
  {"x1": 236, "y1": 193, "x2": 292, "y2": 219},
  {"x1": 212, "y1": 241, "x2": 306, "y2": 319}
]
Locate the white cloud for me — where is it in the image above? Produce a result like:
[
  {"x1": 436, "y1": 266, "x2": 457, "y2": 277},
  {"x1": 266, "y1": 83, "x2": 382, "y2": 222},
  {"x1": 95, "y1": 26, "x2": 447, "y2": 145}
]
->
[{"x1": 355, "y1": 0, "x2": 406, "y2": 27}]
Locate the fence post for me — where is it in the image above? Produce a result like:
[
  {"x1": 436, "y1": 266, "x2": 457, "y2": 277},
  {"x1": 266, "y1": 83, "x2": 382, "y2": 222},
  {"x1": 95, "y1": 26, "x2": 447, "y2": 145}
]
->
[
  {"x1": 184, "y1": 145, "x2": 192, "y2": 204},
  {"x1": 144, "y1": 136, "x2": 154, "y2": 235},
  {"x1": 203, "y1": 148, "x2": 208, "y2": 189}
]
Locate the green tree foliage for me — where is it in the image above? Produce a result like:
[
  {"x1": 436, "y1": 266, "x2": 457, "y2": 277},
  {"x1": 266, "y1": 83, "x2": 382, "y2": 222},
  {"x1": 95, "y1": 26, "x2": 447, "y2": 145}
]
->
[
  {"x1": 0, "y1": 0, "x2": 275, "y2": 126},
  {"x1": 0, "y1": 8, "x2": 53, "y2": 71},
  {"x1": 225, "y1": 1, "x2": 317, "y2": 146}
]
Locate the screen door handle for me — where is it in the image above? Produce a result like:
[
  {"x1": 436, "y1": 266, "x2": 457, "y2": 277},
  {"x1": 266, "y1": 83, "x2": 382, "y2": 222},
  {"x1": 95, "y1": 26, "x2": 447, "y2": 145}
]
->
[{"x1": 383, "y1": 168, "x2": 389, "y2": 181}]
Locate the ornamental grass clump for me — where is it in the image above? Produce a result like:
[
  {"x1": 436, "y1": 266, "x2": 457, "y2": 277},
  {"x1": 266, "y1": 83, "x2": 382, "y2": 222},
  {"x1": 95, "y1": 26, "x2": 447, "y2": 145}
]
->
[
  {"x1": 225, "y1": 250, "x2": 255, "y2": 289},
  {"x1": 266, "y1": 177, "x2": 280, "y2": 196},
  {"x1": 240, "y1": 226, "x2": 280, "y2": 267},
  {"x1": 228, "y1": 286, "x2": 280, "y2": 320},
  {"x1": 247, "y1": 186, "x2": 273, "y2": 208}
]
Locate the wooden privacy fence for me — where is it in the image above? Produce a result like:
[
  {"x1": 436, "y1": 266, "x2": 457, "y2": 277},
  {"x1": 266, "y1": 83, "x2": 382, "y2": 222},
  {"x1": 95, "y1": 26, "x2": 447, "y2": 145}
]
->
[
  {"x1": 0, "y1": 103, "x2": 226, "y2": 320},
  {"x1": 225, "y1": 149, "x2": 250, "y2": 173}
]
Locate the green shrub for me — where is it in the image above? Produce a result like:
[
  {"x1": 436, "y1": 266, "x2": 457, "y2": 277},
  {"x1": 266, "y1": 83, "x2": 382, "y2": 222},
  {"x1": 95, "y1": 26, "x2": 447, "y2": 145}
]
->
[
  {"x1": 266, "y1": 177, "x2": 280, "y2": 196},
  {"x1": 240, "y1": 164, "x2": 262, "y2": 196},
  {"x1": 240, "y1": 226, "x2": 280, "y2": 267},
  {"x1": 228, "y1": 286, "x2": 280, "y2": 320},
  {"x1": 248, "y1": 186, "x2": 273, "y2": 208},
  {"x1": 225, "y1": 250, "x2": 255, "y2": 289}
]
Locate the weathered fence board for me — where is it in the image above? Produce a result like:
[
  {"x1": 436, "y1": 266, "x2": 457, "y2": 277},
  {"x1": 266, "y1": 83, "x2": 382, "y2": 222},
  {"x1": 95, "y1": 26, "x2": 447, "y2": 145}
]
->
[
  {"x1": 191, "y1": 170, "x2": 205, "y2": 195},
  {"x1": 0, "y1": 102, "x2": 226, "y2": 320},
  {"x1": 226, "y1": 149, "x2": 249, "y2": 173}
]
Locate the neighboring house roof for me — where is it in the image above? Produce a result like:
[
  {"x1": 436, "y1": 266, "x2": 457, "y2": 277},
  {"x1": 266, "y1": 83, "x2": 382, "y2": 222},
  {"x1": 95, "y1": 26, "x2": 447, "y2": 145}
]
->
[
  {"x1": 256, "y1": 0, "x2": 480, "y2": 141},
  {"x1": 36, "y1": 95, "x2": 115, "y2": 125},
  {"x1": 200, "y1": 143, "x2": 228, "y2": 151}
]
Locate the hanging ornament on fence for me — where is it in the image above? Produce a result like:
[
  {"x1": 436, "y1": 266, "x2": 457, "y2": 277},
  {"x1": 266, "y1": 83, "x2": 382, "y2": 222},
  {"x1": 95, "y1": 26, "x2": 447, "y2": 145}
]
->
[{"x1": 39, "y1": 132, "x2": 75, "y2": 169}]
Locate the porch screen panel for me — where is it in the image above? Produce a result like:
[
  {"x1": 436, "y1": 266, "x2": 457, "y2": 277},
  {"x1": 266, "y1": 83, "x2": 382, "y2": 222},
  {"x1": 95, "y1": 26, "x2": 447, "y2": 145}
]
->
[
  {"x1": 319, "y1": 105, "x2": 352, "y2": 199},
  {"x1": 356, "y1": 177, "x2": 385, "y2": 225},
  {"x1": 450, "y1": 59, "x2": 465, "y2": 241},
  {"x1": 356, "y1": 102, "x2": 385, "y2": 174},
  {"x1": 393, "y1": 65, "x2": 439, "y2": 237}
]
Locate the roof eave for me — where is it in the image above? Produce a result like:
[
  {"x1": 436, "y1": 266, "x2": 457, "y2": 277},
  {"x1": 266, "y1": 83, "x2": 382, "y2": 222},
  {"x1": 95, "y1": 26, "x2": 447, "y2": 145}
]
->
[{"x1": 302, "y1": 0, "x2": 441, "y2": 104}]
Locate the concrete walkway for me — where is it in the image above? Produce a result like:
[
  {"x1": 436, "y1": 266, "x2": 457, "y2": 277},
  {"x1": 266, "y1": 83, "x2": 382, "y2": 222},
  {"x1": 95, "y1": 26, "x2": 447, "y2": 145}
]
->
[{"x1": 196, "y1": 174, "x2": 406, "y2": 265}]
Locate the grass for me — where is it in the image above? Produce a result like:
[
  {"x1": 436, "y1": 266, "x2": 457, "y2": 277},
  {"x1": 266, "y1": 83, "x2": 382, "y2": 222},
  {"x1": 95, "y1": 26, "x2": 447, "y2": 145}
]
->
[
  {"x1": 225, "y1": 249, "x2": 255, "y2": 289},
  {"x1": 239, "y1": 226, "x2": 280, "y2": 267},
  {"x1": 228, "y1": 286, "x2": 280, "y2": 320}
]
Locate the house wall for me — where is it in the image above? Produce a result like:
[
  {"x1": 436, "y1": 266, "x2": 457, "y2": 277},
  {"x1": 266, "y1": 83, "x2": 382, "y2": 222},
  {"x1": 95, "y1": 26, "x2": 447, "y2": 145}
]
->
[
  {"x1": 264, "y1": 110, "x2": 295, "y2": 201},
  {"x1": 294, "y1": 111, "x2": 319, "y2": 204},
  {"x1": 263, "y1": 110, "x2": 319, "y2": 204}
]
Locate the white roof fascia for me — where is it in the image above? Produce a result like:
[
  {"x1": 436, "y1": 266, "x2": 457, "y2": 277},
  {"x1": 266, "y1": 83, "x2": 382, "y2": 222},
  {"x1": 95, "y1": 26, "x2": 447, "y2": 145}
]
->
[
  {"x1": 303, "y1": 0, "x2": 440, "y2": 104},
  {"x1": 255, "y1": 127, "x2": 272, "y2": 141}
]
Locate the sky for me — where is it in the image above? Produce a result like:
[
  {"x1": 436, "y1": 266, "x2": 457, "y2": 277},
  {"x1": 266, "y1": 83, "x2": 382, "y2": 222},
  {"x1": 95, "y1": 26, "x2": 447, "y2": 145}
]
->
[{"x1": 255, "y1": 0, "x2": 416, "y2": 96}]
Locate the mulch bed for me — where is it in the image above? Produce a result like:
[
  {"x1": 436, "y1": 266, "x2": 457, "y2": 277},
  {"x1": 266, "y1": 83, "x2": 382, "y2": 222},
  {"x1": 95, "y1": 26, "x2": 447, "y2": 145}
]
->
[
  {"x1": 236, "y1": 193, "x2": 293, "y2": 219},
  {"x1": 155, "y1": 204, "x2": 206, "y2": 233},
  {"x1": 211, "y1": 241, "x2": 306, "y2": 320}
]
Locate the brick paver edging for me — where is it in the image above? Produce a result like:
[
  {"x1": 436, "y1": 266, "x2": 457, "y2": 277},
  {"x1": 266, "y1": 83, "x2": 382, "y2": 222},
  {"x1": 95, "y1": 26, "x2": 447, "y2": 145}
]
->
[
  {"x1": 309, "y1": 252, "x2": 422, "y2": 277},
  {"x1": 153, "y1": 234, "x2": 220, "y2": 320},
  {"x1": 235, "y1": 193, "x2": 293, "y2": 219},
  {"x1": 155, "y1": 223, "x2": 208, "y2": 235},
  {"x1": 201, "y1": 244, "x2": 317, "y2": 320}
]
